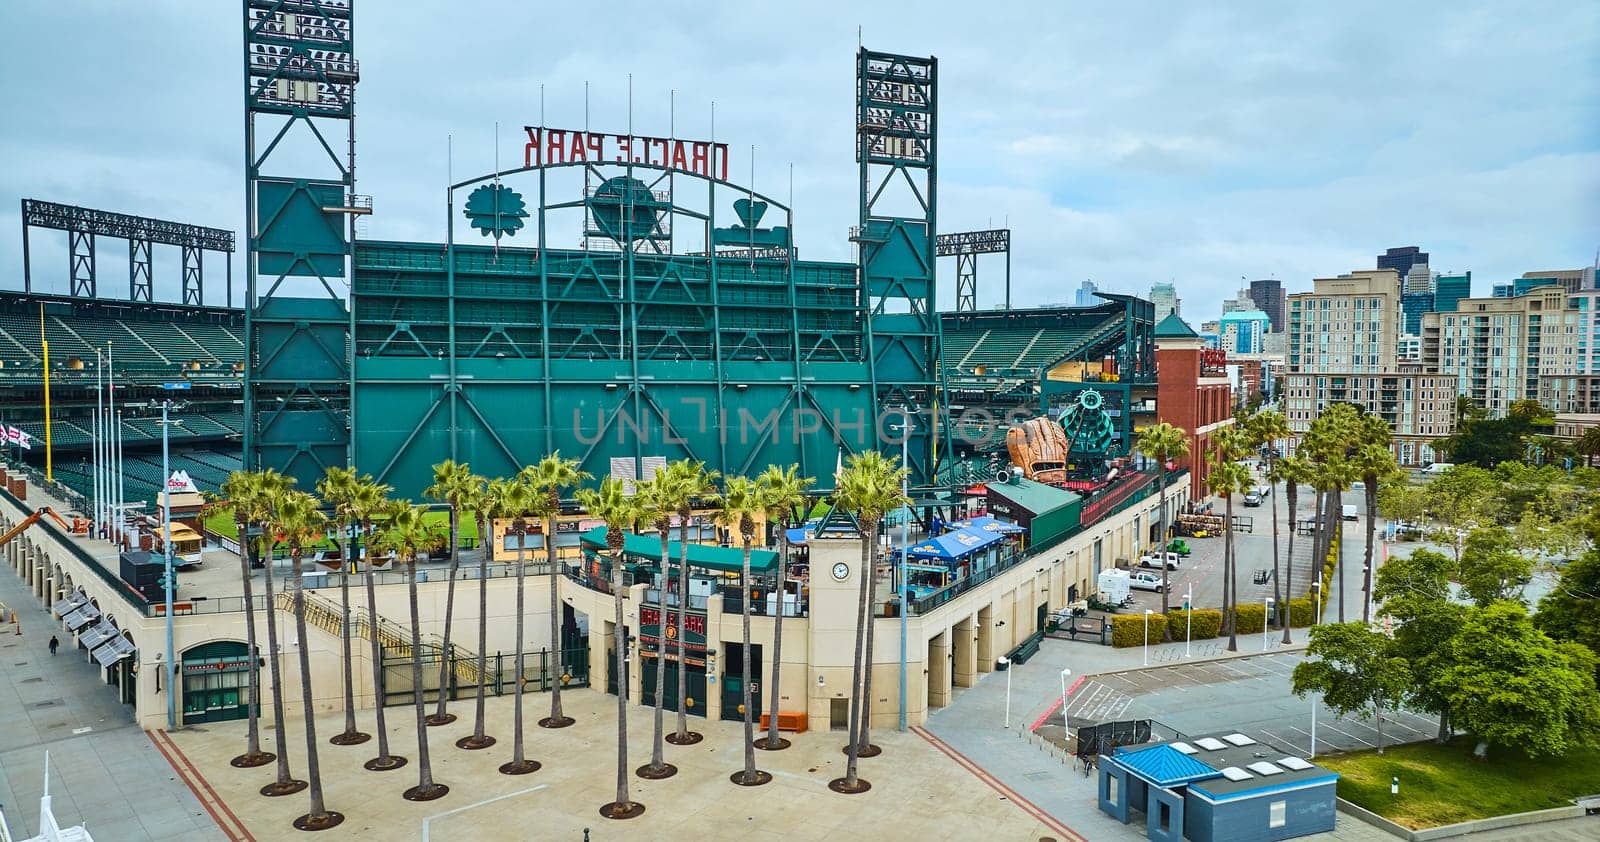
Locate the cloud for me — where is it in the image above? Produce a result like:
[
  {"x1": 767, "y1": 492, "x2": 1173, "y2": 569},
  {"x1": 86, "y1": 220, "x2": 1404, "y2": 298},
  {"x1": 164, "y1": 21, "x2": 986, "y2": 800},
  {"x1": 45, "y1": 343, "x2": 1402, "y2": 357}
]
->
[{"x1": 1, "y1": 0, "x2": 1596, "y2": 313}]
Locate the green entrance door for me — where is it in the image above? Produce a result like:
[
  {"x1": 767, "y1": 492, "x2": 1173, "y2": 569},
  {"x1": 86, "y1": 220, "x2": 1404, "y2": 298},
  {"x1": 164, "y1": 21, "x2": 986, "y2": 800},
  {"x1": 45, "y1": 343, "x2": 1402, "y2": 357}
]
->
[
  {"x1": 640, "y1": 654, "x2": 707, "y2": 718},
  {"x1": 181, "y1": 640, "x2": 255, "y2": 725}
]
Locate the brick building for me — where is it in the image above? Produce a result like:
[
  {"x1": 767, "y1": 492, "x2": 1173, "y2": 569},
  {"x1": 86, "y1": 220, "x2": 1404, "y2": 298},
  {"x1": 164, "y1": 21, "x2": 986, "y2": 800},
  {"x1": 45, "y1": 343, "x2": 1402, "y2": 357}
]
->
[{"x1": 1154, "y1": 313, "x2": 1235, "y2": 489}]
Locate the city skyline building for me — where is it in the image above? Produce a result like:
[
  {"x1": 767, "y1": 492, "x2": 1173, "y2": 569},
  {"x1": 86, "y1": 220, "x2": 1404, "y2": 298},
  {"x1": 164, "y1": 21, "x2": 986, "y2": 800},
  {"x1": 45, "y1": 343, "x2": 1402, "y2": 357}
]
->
[
  {"x1": 1249, "y1": 278, "x2": 1286, "y2": 332},
  {"x1": 1149, "y1": 282, "x2": 1180, "y2": 320},
  {"x1": 1378, "y1": 245, "x2": 1429, "y2": 281},
  {"x1": 1074, "y1": 280, "x2": 1101, "y2": 307},
  {"x1": 1422, "y1": 285, "x2": 1576, "y2": 418}
]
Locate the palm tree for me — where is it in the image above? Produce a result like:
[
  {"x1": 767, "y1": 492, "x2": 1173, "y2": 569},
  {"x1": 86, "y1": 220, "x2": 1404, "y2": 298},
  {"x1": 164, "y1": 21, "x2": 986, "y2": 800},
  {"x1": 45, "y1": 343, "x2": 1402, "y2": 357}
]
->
[
  {"x1": 376, "y1": 501, "x2": 449, "y2": 802},
  {"x1": 350, "y1": 477, "x2": 406, "y2": 772},
  {"x1": 1135, "y1": 422, "x2": 1190, "y2": 626},
  {"x1": 1273, "y1": 453, "x2": 1312, "y2": 643},
  {"x1": 1206, "y1": 428, "x2": 1252, "y2": 652},
  {"x1": 494, "y1": 476, "x2": 542, "y2": 776},
  {"x1": 273, "y1": 489, "x2": 343, "y2": 830},
  {"x1": 252, "y1": 469, "x2": 306, "y2": 798},
  {"x1": 576, "y1": 478, "x2": 648, "y2": 820},
  {"x1": 1354, "y1": 415, "x2": 1399, "y2": 624},
  {"x1": 854, "y1": 457, "x2": 910, "y2": 762},
  {"x1": 424, "y1": 459, "x2": 474, "y2": 727},
  {"x1": 524, "y1": 453, "x2": 591, "y2": 729},
  {"x1": 714, "y1": 476, "x2": 772, "y2": 786},
  {"x1": 830, "y1": 451, "x2": 909, "y2": 794},
  {"x1": 631, "y1": 475, "x2": 679, "y2": 780},
  {"x1": 1306, "y1": 404, "x2": 1362, "y2": 622},
  {"x1": 666, "y1": 459, "x2": 718, "y2": 746},
  {"x1": 1578, "y1": 426, "x2": 1600, "y2": 468},
  {"x1": 317, "y1": 466, "x2": 370, "y2": 747},
  {"x1": 1245, "y1": 411, "x2": 1291, "y2": 625},
  {"x1": 213, "y1": 471, "x2": 274, "y2": 769},
  {"x1": 754, "y1": 464, "x2": 813, "y2": 752},
  {"x1": 455, "y1": 472, "x2": 496, "y2": 750}
]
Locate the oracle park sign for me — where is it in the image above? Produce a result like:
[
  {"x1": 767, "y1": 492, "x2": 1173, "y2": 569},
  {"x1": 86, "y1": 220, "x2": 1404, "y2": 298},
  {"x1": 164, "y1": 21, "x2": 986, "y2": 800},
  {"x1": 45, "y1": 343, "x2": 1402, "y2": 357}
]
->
[{"x1": 523, "y1": 126, "x2": 731, "y2": 180}]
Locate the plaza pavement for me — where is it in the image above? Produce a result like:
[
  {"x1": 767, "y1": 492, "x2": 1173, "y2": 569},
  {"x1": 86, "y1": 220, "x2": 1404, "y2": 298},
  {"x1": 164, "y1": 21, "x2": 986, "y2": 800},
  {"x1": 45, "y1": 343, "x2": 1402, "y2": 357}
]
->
[
  {"x1": 163, "y1": 687, "x2": 1067, "y2": 841},
  {"x1": 0, "y1": 555, "x2": 222, "y2": 841}
]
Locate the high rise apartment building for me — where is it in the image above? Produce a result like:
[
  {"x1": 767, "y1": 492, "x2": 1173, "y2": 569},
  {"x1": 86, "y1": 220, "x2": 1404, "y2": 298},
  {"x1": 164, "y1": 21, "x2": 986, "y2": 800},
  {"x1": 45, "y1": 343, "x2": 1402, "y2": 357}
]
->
[
  {"x1": 1422, "y1": 286, "x2": 1576, "y2": 418},
  {"x1": 1249, "y1": 279, "x2": 1286, "y2": 332},
  {"x1": 1285, "y1": 269, "x2": 1456, "y2": 466}
]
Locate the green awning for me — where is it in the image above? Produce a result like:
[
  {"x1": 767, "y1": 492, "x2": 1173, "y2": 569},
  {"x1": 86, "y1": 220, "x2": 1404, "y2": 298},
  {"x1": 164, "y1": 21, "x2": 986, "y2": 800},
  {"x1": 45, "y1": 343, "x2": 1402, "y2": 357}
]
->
[{"x1": 579, "y1": 526, "x2": 779, "y2": 575}]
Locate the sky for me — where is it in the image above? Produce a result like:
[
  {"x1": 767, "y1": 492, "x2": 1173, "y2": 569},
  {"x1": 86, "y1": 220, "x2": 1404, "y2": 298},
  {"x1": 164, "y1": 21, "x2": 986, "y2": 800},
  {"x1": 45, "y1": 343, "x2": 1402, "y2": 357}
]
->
[{"x1": 2, "y1": 1, "x2": 1597, "y2": 314}]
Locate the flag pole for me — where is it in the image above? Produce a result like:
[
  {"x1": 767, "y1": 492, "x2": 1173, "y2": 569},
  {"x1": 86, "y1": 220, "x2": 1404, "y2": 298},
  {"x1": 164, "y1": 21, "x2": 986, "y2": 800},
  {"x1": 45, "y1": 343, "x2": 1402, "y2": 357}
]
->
[{"x1": 39, "y1": 304, "x2": 52, "y2": 480}]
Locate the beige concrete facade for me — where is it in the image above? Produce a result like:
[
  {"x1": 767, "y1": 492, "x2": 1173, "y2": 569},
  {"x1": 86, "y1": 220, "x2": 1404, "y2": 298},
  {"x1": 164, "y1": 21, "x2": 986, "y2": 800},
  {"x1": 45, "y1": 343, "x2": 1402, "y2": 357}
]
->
[
  {"x1": 1285, "y1": 270, "x2": 1455, "y2": 465},
  {"x1": 1423, "y1": 286, "x2": 1577, "y2": 417},
  {"x1": 4, "y1": 468, "x2": 1185, "y2": 735}
]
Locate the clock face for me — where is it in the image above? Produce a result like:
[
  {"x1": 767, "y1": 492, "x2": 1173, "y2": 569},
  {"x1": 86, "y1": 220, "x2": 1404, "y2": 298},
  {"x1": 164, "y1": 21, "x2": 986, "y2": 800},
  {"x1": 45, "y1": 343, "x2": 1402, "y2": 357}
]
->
[{"x1": 832, "y1": 562, "x2": 850, "y2": 581}]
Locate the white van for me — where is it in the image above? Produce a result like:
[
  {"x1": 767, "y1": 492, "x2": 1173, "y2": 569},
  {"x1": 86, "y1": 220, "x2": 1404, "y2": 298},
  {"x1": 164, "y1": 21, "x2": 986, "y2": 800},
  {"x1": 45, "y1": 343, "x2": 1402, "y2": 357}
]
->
[
  {"x1": 1341, "y1": 504, "x2": 1358, "y2": 521},
  {"x1": 1423, "y1": 463, "x2": 1455, "y2": 476}
]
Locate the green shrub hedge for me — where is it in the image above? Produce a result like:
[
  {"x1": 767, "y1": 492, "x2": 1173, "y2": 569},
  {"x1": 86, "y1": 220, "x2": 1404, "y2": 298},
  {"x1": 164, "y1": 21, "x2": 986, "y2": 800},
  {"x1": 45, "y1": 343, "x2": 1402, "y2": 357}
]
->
[
  {"x1": 1229, "y1": 602, "x2": 1267, "y2": 635},
  {"x1": 1288, "y1": 597, "x2": 1315, "y2": 627},
  {"x1": 1165, "y1": 608, "x2": 1223, "y2": 641},
  {"x1": 1111, "y1": 612, "x2": 1167, "y2": 647}
]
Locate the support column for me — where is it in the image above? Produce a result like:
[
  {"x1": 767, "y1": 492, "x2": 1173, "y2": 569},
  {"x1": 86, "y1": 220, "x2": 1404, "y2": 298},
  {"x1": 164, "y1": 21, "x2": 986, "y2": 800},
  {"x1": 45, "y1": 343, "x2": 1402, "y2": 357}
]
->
[
  {"x1": 926, "y1": 629, "x2": 951, "y2": 710},
  {"x1": 976, "y1": 605, "x2": 995, "y2": 672}
]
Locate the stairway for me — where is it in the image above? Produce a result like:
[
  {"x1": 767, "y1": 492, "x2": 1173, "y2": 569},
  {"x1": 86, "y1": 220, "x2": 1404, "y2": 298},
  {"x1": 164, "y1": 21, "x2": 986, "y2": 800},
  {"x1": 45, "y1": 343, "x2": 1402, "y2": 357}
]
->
[{"x1": 274, "y1": 587, "x2": 485, "y2": 684}]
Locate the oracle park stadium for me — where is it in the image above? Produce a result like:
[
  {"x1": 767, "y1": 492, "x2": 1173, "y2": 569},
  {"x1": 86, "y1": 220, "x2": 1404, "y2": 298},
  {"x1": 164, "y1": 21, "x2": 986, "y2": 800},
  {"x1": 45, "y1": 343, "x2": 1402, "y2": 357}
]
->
[{"x1": 1, "y1": 1, "x2": 1189, "y2": 746}]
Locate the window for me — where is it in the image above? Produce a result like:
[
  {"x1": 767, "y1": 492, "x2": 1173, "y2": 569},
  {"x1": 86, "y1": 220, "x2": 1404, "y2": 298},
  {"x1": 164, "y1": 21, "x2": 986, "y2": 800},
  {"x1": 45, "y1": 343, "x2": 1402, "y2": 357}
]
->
[{"x1": 1270, "y1": 800, "x2": 1287, "y2": 828}]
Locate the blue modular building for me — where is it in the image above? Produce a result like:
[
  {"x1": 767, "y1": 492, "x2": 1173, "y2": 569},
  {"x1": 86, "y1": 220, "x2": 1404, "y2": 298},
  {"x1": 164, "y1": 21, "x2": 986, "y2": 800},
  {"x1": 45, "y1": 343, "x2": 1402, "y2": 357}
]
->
[{"x1": 1098, "y1": 732, "x2": 1339, "y2": 842}]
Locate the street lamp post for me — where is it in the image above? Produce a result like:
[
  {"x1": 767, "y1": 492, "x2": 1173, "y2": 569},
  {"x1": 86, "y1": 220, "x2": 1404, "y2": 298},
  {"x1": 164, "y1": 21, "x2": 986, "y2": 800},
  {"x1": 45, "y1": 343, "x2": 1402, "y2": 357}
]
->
[
  {"x1": 998, "y1": 655, "x2": 1012, "y2": 728},
  {"x1": 894, "y1": 413, "x2": 912, "y2": 733},
  {"x1": 158, "y1": 399, "x2": 176, "y2": 730},
  {"x1": 1184, "y1": 584, "x2": 1193, "y2": 658},
  {"x1": 1143, "y1": 609, "x2": 1153, "y2": 666},
  {"x1": 1263, "y1": 596, "x2": 1274, "y2": 651}
]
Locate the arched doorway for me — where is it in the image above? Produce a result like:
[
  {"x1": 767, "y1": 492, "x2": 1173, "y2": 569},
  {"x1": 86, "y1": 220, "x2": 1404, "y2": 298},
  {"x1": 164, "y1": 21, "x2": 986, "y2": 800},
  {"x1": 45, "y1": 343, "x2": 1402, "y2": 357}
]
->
[{"x1": 180, "y1": 640, "x2": 255, "y2": 724}]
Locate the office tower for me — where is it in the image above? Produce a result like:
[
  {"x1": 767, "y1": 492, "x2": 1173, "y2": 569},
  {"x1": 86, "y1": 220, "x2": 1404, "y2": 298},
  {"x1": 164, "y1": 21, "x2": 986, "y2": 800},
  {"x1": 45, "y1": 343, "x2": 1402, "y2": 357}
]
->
[
  {"x1": 1219, "y1": 310, "x2": 1270, "y2": 354},
  {"x1": 1150, "y1": 282, "x2": 1180, "y2": 320},
  {"x1": 1378, "y1": 246, "x2": 1429, "y2": 280},
  {"x1": 1075, "y1": 280, "x2": 1100, "y2": 307},
  {"x1": 1249, "y1": 279, "x2": 1286, "y2": 332},
  {"x1": 1434, "y1": 272, "x2": 1472, "y2": 312}
]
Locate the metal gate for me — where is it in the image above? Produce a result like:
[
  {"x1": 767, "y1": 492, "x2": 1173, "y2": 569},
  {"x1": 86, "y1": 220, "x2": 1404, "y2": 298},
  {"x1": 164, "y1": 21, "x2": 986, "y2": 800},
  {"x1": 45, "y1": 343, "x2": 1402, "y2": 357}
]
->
[{"x1": 381, "y1": 641, "x2": 589, "y2": 707}]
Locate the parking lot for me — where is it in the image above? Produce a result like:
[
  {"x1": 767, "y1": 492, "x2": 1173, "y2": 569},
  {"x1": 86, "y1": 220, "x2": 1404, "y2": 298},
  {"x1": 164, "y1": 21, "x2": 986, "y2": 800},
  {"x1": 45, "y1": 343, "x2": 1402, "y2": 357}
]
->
[{"x1": 1039, "y1": 650, "x2": 1440, "y2": 759}]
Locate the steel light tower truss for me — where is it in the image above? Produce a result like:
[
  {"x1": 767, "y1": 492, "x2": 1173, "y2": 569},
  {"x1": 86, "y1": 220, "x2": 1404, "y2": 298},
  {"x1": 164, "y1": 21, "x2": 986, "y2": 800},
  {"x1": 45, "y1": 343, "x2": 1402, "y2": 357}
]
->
[
  {"x1": 20, "y1": 199, "x2": 235, "y2": 304},
  {"x1": 936, "y1": 229, "x2": 1010, "y2": 312},
  {"x1": 242, "y1": 0, "x2": 364, "y2": 486},
  {"x1": 856, "y1": 48, "x2": 946, "y2": 491}
]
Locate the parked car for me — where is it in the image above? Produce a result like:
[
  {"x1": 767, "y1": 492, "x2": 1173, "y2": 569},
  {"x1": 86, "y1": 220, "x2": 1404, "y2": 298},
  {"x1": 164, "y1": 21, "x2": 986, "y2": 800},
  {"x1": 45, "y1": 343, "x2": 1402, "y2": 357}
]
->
[
  {"x1": 1242, "y1": 491, "x2": 1263, "y2": 507},
  {"x1": 1342, "y1": 504, "x2": 1358, "y2": 521},
  {"x1": 1138, "y1": 552, "x2": 1180, "y2": 570},
  {"x1": 1129, "y1": 571, "x2": 1165, "y2": 593}
]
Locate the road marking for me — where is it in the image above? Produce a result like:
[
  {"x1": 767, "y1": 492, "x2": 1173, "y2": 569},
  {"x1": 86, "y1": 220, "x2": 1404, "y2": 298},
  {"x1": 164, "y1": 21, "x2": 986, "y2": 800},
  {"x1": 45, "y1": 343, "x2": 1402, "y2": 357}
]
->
[
  {"x1": 1318, "y1": 720, "x2": 1375, "y2": 748},
  {"x1": 421, "y1": 785, "x2": 548, "y2": 842},
  {"x1": 148, "y1": 729, "x2": 254, "y2": 842}
]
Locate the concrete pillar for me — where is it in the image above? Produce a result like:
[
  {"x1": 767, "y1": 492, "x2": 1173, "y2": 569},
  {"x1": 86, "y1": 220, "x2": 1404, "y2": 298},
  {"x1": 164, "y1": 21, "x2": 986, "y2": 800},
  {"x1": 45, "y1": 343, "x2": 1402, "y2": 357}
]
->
[
  {"x1": 926, "y1": 629, "x2": 951, "y2": 709},
  {"x1": 976, "y1": 605, "x2": 995, "y2": 673},
  {"x1": 952, "y1": 616, "x2": 976, "y2": 687},
  {"x1": 704, "y1": 598, "x2": 722, "y2": 722}
]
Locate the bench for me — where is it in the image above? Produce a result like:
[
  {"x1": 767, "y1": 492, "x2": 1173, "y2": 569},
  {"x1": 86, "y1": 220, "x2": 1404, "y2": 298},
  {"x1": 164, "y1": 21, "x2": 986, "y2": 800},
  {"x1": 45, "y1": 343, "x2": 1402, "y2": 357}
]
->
[
  {"x1": 1003, "y1": 631, "x2": 1044, "y2": 667},
  {"x1": 759, "y1": 711, "x2": 808, "y2": 733}
]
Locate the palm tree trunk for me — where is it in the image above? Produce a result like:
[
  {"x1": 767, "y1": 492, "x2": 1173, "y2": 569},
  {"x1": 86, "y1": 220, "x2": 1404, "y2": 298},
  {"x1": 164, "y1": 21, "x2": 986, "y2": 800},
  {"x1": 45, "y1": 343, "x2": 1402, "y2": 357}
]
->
[
  {"x1": 235, "y1": 516, "x2": 270, "y2": 765},
  {"x1": 469, "y1": 513, "x2": 492, "y2": 746},
  {"x1": 610, "y1": 540, "x2": 634, "y2": 814},
  {"x1": 1362, "y1": 477, "x2": 1376, "y2": 624},
  {"x1": 650, "y1": 531, "x2": 670, "y2": 769},
  {"x1": 545, "y1": 512, "x2": 571, "y2": 727},
  {"x1": 1269, "y1": 477, "x2": 1282, "y2": 629},
  {"x1": 407, "y1": 555, "x2": 440, "y2": 797},
  {"x1": 261, "y1": 535, "x2": 298, "y2": 789},
  {"x1": 1225, "y1": 496, "x2": 1238, "y2": 652},
  {"x1": 763, "y1": 534, "x2": 788, "y2": 748},
  {"x1": 432, "y1": 511, "x2": 461, "y2": 723},
  {"x1": 1157, "y1": 470, "x2": 1171, "y2": 629},
  {"x1": 1336, "y1": 486, "x2": 1347, "y2": 623},
  {"x1": 335, "y1": 519, "x2": 364, "y2": 743},
  {"x1": 292, "y1": 548, "x2": 330, "y2": 820},
  {"x1": 1281, "y1": 484, "x2": 1297, "y2": 645},
  {"x1": 858, "y1": 517, "x2": 884, "y2": 753},
  {"x1": 510, "y1": 538, "x2": 528, "y2": 766},
  {"x1": 842, "y1": 521, "x2": 875, "y2": 788},
  {"x1": 738, "y1": 533, "x2": 758, "y2": 782},
  {"x1": 674, "y1": 511, "x2": 692, "y2": 740},
  {"x1": 364, "y1": 521, "x2": 401, "y2": 769}
]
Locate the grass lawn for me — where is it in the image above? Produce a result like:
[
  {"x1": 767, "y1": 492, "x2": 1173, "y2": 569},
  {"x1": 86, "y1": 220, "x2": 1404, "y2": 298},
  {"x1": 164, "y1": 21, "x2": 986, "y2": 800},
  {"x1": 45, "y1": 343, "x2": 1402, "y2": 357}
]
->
[{"x1": 1319, "y1": 740, "x2": 1600, "y2": 829}]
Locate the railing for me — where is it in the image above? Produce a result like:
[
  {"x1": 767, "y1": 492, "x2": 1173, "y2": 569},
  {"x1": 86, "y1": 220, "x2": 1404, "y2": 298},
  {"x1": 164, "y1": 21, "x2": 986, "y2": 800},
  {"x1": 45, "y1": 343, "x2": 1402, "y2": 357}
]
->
[{"x1": 906, "y1": 467, "x2": 1187, "y2": 616}]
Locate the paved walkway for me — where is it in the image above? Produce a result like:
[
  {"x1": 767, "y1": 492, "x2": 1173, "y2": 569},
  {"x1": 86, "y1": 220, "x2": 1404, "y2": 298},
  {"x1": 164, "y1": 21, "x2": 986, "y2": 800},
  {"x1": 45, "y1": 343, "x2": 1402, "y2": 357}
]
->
[{"x1": 0, "y1": 557, "x2": 223, "y2": 841}]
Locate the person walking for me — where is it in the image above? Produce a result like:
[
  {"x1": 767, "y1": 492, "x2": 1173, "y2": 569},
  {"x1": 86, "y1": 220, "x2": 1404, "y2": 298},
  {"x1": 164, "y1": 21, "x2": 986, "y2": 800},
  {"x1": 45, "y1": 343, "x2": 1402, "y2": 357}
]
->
[{"x1": 48, "y1": 635, "x2": 59, "y2": 655}]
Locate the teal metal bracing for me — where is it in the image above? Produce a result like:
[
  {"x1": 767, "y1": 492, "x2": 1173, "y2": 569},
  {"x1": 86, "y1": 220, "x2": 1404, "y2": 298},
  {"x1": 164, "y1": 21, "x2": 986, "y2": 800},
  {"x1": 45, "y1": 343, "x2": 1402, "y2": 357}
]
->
[
  {"x1": 242, "y1": 0, "x2": 358, "y2": 488},
  {"x1": 352, "y1": 160, "x2": 879, "y2": 498},
  {"x1": 857, "y1": 48, "x2": 945, "y2": 492}
]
